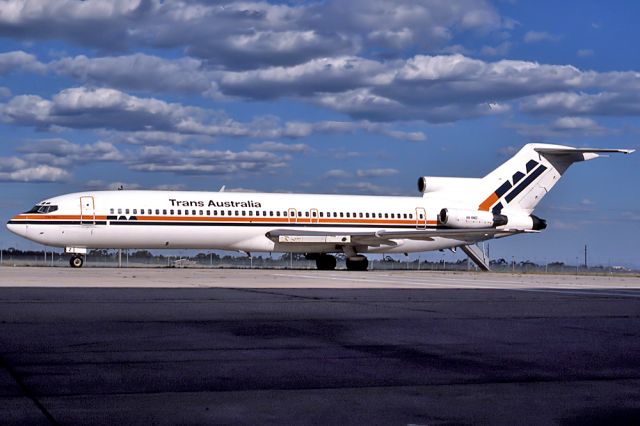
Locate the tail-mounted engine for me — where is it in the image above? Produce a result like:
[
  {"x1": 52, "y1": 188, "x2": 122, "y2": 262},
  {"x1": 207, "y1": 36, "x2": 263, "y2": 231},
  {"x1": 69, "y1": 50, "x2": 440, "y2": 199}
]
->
[
  {"x1": 439, "y1": 208, "x2": 546, "y2": 230},
  {"x1": 439, "y1": 208, "x2": 507, "y2": 229}
]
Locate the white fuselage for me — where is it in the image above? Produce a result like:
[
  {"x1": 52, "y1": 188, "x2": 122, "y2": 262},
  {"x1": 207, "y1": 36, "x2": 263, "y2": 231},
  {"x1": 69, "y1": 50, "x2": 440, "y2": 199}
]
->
[{"x1": 6, "y1": 190, "x2": 471, "y2": 254}]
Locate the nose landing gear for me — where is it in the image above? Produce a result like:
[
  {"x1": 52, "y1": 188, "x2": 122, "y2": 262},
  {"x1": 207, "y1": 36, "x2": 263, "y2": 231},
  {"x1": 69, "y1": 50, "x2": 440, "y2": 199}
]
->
[{"x1": 69, "y1": 255, "x2": 84, "y2": 268}]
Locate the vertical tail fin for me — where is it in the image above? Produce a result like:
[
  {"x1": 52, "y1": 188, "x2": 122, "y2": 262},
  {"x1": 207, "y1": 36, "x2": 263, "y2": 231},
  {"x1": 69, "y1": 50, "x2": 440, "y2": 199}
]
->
[{"x1": 477, "y1": 143, "x2": 634, "y2": 214}]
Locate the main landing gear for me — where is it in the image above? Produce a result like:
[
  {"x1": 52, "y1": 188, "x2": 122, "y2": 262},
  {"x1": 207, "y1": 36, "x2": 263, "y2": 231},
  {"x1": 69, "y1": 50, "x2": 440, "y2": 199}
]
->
[
  {"x1": 311, "y1": 254, "x2": 369, "y2": 271},
  {"x1": 345, "y1": 255, "x2": 368, "y2": 271},
  {"x1": 69, "y1": 255, "x2": 84, "y2": 268},
  {"x1": 315, "y1": 254, "x2": 337, "y2": 270}
]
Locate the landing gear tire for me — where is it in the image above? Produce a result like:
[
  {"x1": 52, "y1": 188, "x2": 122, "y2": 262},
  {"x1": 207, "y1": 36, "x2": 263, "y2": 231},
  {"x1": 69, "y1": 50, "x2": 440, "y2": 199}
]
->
[
  {"x1": 69, "y1": 255, "x2": 84, "y2": 268},
  {"x1": 315, "y1": 254, "x2": 337, "y2": 270},
  {"x1": 346, "y1": 255, "x2": 368, "y2": 271}
]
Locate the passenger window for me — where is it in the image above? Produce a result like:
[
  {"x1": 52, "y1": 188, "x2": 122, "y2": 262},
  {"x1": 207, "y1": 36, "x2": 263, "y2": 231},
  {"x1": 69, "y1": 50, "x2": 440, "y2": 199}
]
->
[
  {"x1": 163, "y1": 209, "x2": 167, "y2": 215},
  {"x1": 228, "y1": 210, "x2": 232, "y2": 216},
  {"x1": 346, "y1": 213, "x2": 350, "y2": 218},
  {"x1": 270, "y1": 211, "x2": 274, "y2": 216},
  {"x1": 409, "y1": 214, "x2": 413, "y2": 219},
  {"x1": 235, "y1": 211, "x2": 239, "y2": 216},
  {"x1": 319, "y1": 212, "x2": 324, "y2": 217},
  {"x1": 305, "y1": 211, "x2": 309, "y2": 217},
  {"x1": 365, "y1": 213, "x2": 369, "y2": 218},
  {"x1": 276, "y1": 211, "x2": 281, "y2": 217},
  {"x1": 312, "y1": 211, "x2": 317, "y2": 217},
  {"x1": 110, "y1": 208, "x2": 114, "y2": 214},
  {"x1": 359, "y1": 213, "x2": 363, "y2": 218},
  {"x1": 125, "y1": 209, "x2": 130, "y2": 214},
  {"x1": 391, "y1": 213, "x2": 395, "y2": 219},
  {"x1": 155, "y1": 209, "x2": 160, "y2": 215},
  {"x1": 178, "y1": 210, "x2": 181, "y2": 215},
  {"x1": 170, "y1": 210, "x2": 174, "y2": 215},
  {"x1": 256, "y1": 211, "x2": 260, "y2": 216},
  {"x1": 199, "y1": 210, "x2": 203, "y2": 215},
  {"x1": 192, "y1": 210, "x2": 196, "y2": 215},
  {"x1": 221, "y1": 211, "x2": 225, "y2": 216},
  {"x1": 420, "y1": 214, "x2": 424, "y2": 219},
  {"x1": 385, "y1": 213, "x2": 389, "y2": 218},
  {"x1": 133, "y1": 209, "x2": 137, "y2": 214},
  {"x1": 340, "y1": 212, "x2": 344, "y2": 218},
  {"x1": 248, "y1": 211, "x2": 253, "y2": 216}
]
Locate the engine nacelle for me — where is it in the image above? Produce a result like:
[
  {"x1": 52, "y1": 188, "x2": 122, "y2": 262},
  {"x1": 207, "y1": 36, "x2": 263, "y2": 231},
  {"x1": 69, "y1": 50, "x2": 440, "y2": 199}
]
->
[
  {"x1": 417, "y1": 177, "x2": 482, "y2": 194},
  {"x1": 439, "y1": 208, "x2": 508, "y2": 229},
  {"x1": 503, "y1": 213, "x2": 547, "y2": 231}
]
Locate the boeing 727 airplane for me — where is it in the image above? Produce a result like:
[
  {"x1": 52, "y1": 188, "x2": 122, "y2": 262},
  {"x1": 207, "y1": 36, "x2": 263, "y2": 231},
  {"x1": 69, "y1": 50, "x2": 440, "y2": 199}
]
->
[{"x1": 6, "y1": 143, "x2": 634, "y2": 270}]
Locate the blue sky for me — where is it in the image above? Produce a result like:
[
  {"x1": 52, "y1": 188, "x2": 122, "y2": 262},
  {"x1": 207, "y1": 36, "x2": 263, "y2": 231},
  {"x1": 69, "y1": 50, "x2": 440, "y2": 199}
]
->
[{"x1": 0, "y1": 0, "x2": 638, "y2": 266}]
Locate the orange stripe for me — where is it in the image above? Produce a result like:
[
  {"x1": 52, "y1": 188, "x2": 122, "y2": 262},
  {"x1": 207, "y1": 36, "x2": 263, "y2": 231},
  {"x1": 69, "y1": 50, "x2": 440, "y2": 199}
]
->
[
  {"x1": 14, "y1": 214, "x2": 437, "y2": 227},
  {"x1": 478, "y1": 193, "x2": 499, "y2": 211}
]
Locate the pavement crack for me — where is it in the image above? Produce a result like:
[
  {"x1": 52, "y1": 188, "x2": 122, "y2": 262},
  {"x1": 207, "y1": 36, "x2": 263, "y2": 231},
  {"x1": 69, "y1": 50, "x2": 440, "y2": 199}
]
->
[{"x1": 0, "y1": 354, "x2": 60, "y2": 425}]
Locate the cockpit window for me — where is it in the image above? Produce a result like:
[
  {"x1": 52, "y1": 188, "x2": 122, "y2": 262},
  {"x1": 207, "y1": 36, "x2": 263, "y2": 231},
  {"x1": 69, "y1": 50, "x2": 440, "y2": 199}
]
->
[{"x1": 25, "y1": 205, "x2": 58, "y2": 214}]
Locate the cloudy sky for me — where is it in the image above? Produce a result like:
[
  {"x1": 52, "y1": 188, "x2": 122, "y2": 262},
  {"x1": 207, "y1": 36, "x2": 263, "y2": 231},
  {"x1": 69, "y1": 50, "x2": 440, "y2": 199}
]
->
[{"x1": 1, "y1": 0, "x2": 639, "y2": 266}]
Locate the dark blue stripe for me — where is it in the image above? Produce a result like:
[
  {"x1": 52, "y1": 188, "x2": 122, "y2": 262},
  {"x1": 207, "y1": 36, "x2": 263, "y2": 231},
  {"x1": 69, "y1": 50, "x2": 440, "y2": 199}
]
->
[
  {"x1": 495, "y1": 181, "x2": 512, "y2": 197},
  {"x1": 505, "y1": 165, "x2": 547, "y2": 203}
]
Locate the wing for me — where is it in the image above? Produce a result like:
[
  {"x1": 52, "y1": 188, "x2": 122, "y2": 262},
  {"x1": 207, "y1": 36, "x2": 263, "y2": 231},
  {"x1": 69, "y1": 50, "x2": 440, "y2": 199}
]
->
[{"x1": 266, "y1": 227, "x2": 533, "y2": 247}]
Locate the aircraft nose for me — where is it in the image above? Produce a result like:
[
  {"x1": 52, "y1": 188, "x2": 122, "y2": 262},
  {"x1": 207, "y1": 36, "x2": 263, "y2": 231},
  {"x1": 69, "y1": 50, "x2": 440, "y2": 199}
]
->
[{"x1": 6, "y1": 219, "x2": 27, "y2": 237}]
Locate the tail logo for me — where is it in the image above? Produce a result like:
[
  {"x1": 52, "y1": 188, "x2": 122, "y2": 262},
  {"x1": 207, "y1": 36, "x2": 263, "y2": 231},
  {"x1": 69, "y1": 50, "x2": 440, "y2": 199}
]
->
[{"x1": 478, "y1": 159, "x2": 547, "y2": 213}]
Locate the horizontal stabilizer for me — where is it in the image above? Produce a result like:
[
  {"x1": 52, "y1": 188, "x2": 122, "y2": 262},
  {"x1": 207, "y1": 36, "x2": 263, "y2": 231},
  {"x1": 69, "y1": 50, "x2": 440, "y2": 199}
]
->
[{"x1": 534, "y1": 147, "x2": 635, "y2": 155}]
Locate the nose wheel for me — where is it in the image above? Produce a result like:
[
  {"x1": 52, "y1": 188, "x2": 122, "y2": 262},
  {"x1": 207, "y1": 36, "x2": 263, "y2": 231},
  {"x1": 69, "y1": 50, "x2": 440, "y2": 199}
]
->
[{"x1": 69, "y1": 255, "x2": 84, "y2": 268}]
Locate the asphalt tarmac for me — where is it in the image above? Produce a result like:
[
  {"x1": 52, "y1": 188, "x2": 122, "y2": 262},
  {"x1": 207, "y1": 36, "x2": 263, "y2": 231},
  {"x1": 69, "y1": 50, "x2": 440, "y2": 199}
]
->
[{"x1": 0, "y1": 268, "x2": 639, "y2": 425}]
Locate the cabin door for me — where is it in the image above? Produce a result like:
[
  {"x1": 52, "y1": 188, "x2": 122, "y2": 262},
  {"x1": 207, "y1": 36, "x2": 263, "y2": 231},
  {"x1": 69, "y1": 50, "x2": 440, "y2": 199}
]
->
[
  {"x1": 310, "y1": 208, "x2": 319, "y2": 224},
  {"x1": 80, "y1": 196, "x2": 96, "y2": 225},
  {"x1": 288, "y1": 208, "x2": 297, "y2": 223},
  {"x1": 415, "y1": 207, "x2": 427, "y2": 229}
]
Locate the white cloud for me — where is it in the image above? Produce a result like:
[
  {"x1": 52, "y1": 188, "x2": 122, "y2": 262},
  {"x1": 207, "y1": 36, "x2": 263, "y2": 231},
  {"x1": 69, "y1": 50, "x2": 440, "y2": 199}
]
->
[
  {"x1": 520, "y1": 91, "x2": 640, "y2": 116},
  {"x1": 1, "y1": 86, "x2": 424, "y2": 140},
  {"x1": 17, "y1": 139, "x2": 123, "y2": 166},
  {"x1": 335, "y1": 181, "x2": 402, "y2": 195},
  {"x1": 509, "y1": 116, "x2": 610, "y2": 138},
  {"x1": 323, "y1": 169, "x2": 352, "y2": 178},
  {"x1": 523, "y1": 31, "x2": 560, "y2": 43},
  {"x1": 215, "y1": 52, "x2": 640, "y2": 122},
  {"x1": 128, "y1": 146, "x2": 290, "y2": 176},
  {"x1": 248, "y1": 141, "x2": 309, "y2": 153},
  {"x1": 0, "y1": 0, "x2": 506, "y2": 70},
  {"x1": 480, "y1": 41, "x2": 512, "y2": 56},
  {"x1": 50, "y1": 54, "x2": 218, "y2": 95},
  {"x1": 356, "y1": 168, "x2": 400, "y2": 178},
  {"x1": 0, "y1": 162, "x2": 70, "y2": 182},
  {"x1": 0, "y1": 50, "x2": 45, "y2": 74}
]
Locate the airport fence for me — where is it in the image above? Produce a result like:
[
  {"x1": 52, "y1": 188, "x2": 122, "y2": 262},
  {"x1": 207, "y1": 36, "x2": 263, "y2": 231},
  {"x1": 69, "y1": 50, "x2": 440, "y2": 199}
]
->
[{"x1": 0, "y1": 249, "x2": 637, "y2": 276}]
